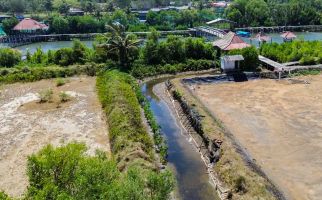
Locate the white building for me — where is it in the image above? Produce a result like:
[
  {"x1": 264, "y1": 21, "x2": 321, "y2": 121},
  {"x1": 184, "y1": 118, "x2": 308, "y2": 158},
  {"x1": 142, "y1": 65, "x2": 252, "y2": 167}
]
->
[{"x1": 220, "y1": 55, "x2": 244, "y2": 72}]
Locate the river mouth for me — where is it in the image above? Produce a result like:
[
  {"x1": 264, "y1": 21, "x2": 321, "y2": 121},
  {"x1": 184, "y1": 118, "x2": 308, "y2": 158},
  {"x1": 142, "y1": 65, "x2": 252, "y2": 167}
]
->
[{"x1": 142, "y1": 78, "x2": 220, "y2": 200}]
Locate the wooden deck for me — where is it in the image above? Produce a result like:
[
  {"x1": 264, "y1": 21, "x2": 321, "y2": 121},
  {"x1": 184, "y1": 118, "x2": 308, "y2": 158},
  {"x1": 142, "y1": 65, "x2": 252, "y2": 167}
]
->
[
  {"x1": 259, "y1": 55, "x2": 322, "y2": 72},
  {"x1": 258, "y1": 55, "x2": 286, "y2": 71}
]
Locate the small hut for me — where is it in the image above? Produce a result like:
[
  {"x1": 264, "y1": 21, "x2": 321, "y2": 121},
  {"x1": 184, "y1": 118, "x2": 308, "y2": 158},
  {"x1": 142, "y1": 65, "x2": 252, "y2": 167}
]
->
[
  {"x1": 220, "y1": 55, "x2": 244, "y2": 72},
  {"x1": 13, "y1": 18, "x2": 48, "y2": 33},
  {"x1": 213, "y1": 31, "x2": 251, "y2": 51},
  {"x1": 280, "y1": 31, "x2": 296, "y2": 42}
]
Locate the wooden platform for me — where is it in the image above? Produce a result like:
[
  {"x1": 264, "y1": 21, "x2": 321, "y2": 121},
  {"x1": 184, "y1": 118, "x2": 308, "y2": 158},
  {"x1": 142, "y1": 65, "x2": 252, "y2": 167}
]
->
[{"x1": 258, "y1": 55, "x2": 286, "y2": 71}]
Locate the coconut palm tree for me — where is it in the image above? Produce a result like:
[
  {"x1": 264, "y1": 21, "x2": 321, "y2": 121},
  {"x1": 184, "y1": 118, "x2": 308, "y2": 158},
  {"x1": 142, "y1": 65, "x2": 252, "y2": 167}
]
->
[{"x1": 99, "y1": 23, "x2": 141, "y2": 70}]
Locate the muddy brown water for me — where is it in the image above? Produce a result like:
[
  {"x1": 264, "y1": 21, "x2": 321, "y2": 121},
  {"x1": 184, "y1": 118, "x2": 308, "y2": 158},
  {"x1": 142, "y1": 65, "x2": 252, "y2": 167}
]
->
[{"x1": 142, "y1": 78, "x2": 220, "y2": 200}]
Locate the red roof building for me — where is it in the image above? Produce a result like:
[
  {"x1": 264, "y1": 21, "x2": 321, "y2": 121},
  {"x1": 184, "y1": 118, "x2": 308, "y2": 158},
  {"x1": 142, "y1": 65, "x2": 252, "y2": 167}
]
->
[
  {"x1": 213, "y1": 32, "x2": 251, "y2": 50},
  {"x1": 13, "y1": 18, "x2": 48, "y2": 32},
  {"x1": 280, "y1": 31, "x2": 296, "y2": 41}
]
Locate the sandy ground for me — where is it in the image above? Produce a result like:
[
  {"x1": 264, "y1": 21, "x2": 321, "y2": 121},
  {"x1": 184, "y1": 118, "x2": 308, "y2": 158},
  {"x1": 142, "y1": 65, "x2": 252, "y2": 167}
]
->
[
  {"x1": 0, "y1": 77, "x2": 110, "y2": 197},
  {"x1": 190, "y1": 75, "x2": 322, "y2": 200}
]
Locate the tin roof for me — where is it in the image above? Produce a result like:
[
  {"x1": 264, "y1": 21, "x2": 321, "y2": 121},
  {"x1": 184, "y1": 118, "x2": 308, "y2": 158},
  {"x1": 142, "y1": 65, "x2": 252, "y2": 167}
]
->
[
  {"x1": 13, "y1": 18, "x2": 48, "y2": 31},
  {"x1": 213, "y1": 32, "x2": 251, "y2": 50},
  {"x1": 221, "y1": 55, "x2": 244, "y2": 62}
]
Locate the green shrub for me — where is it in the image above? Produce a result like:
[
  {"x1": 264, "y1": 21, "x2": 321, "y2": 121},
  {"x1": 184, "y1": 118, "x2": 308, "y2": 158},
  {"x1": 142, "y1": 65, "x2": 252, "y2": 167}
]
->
[
  {"x1": 96, "y1": 70, "x2": 154, "y2": 169},
  {"x1": 56, "y1": 78, "x2": 66, "y2": 87},
  {"x1": 54, "y1": 48, "x2": 74, "y2": 66},
  {"x1": 260, "y1": 41, "x2": 322, "y2": 64},
  {"x1": 0, "y1": 48, "x2": 21, "y2": 67},
  {"x1": 131, "y1": 59, "x2": 216, "y2": 79},
  {"x1": 38, "y1": 88, "x2": 53, "y2": 103},
  {"x1": 59, "y1": 91, "x2": 71, "y2": 102},
  {"x1": 25, "y1": 143, "x2": 174, "y2": 200},
  {"x1": 0, "y1": 191, "x2": 11, "y2": 200}
]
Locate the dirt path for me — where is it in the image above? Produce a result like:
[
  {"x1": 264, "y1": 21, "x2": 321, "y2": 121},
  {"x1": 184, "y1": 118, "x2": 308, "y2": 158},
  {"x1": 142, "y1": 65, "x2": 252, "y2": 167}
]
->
[
  {"x1": 191, "y1": 75, "x2": 322, "y2": 200},
  {"x1": 0, "y1": 77, "x2": 110, "y2": 197}
]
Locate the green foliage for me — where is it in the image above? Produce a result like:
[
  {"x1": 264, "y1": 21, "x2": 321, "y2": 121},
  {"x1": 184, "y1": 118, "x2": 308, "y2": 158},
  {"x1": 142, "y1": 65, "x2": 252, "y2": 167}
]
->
[
  {"x1": 1, "y1": 18, "x2": 19, "y2": 34},
  {"x1": 96, "y1": 70, "x2": 154, "y2": 169},
  {"x1": 131, "y1": 59, "x2": 216, "y2": 79},
  {"x1": 31, "y1": 48, "x2": 46, "y2": 64},
  {"x1": 260, "y1": 41, "x2": 322, "y2": 64},
  {"x1": 54, "y1": 48, "x2": 74, "y2": 66},
  {"x1": 0, "y1": 48, "x2": 21, "y2": 67},
  {"x1": 0, "y1": 191, "x2": 11, "y2": 200},
  {"x1": 146, "y1": 9, "x2": 218, "y2": 30},
  {"x1": 0, "y1": 64, "x2": 106, "y2": 84},
  {"x1": 225, "y1": 0, "x2": 321, "y2": 26},
  {"x1": 56, "y1": 78, "x2": 66, "y2": 86},
  {"x1": 38, "y1": 88, "x2": 53, "y2": 103},
  {"x1": 228, "y1": 46, "x2": 259, "y2": 71},
  {"x1": 71, "y1": 39, "x2": 87, "y2": 64},
  {"x1": 24, "y1": 143, "x2": 174, "y2": 200},
  {"x1": 59, "y1": 91, "x2": 71, "y2": 102},
  {"x1": 141, "y1": 33, "x2": 215, "y2": 65},
  {"x1": 51, "y1": 15, "x2": 69, "y2": 33},
  {"x1": 133, "y1": 79, "x2": 168, "y2": 163},
  {"x1": 288, "y1": 69, "x2": 321, "y2": 77},
  {"x1": 98, "y1": 24, "x2": 141, "y2": 70}
]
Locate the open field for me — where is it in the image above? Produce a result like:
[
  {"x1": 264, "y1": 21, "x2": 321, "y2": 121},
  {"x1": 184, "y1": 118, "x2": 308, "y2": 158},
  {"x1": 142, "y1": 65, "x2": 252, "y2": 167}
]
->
[
  {"x1": 0, "y1": 77, "x2": 110, "y2": 197},
  {"x1": 190, "y1": 75, "x2": 322, "y2": 200}
]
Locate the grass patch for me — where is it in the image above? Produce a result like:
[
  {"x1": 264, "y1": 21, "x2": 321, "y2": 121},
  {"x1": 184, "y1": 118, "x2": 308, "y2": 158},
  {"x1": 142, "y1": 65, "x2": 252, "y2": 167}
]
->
[
  {"x1": 59, "y1": 91, "x2": 71, "y2": 103},
  {"x1": 38, "y1": 88, "x2": 53, "y2": 103},
  {"x1": 289, "y1": 69, "x2": 321, "y2": 77},
  {"x1": 0, "y1": 63, "x2": 106, "y2": 85},
  {"x1": 56, "y1": 78, "x2": 66, "y2": 87}
]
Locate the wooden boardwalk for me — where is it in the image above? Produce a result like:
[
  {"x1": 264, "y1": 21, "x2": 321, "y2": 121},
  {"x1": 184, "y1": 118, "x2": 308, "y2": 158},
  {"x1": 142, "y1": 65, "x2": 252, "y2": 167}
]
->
[
  {"x1": 192, "y1": 26, "x2": 226, "y2": 38},
  {"x1": 258, "y1": 55, "x2": 286, "y2": 71},
  {"x1": 259, "y1": 55, "x2": 322, "y2": 72}
]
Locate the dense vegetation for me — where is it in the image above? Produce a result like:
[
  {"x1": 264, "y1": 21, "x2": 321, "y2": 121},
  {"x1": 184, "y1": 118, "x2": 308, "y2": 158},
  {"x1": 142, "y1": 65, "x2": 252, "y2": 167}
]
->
[
  {"x1": 260, "y1": 41, "x2": 322, "y2": 65},
  {"x1": 0, "y1": 143, "x2": 174, "y2": 199},
  {"x1": 97, "y1": 70, "x2": 157, "y2": 170},
  {"x1": 225, "y1": 0, "x2": 322, "y2": 27}
]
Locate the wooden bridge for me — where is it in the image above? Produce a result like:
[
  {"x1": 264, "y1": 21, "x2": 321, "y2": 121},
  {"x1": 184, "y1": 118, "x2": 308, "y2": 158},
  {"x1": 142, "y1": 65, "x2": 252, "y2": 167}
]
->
[
  {"x1": 259, "y1": 55, "x2": 322, "y2": 73},
  {"x1": 0, "y1": 30, "x2": 193, "y2": 48},
  {"x1": 192, "y1": 26, "x2": 226, "y2": 38},
  {"x1": 258, "y1": 55, "x2": 286, "y2": 71}
]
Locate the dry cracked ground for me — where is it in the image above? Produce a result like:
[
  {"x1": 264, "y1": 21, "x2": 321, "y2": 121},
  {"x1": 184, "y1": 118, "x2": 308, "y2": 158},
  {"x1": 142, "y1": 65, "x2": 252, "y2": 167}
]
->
[
  {"x1": 0, "y1": 76, "x2": 110, "y2": 197},
  {"x1": 190, "y1": 75, "x2": 322, "y2": 200}
]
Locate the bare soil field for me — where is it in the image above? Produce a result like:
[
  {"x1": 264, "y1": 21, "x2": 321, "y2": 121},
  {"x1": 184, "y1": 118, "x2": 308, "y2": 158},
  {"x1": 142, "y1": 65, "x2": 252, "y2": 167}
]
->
[
  {"x1": 190, "y1": 75, "x2": 322, "y2": 200},
  {"x1": 0, "y1": 77, "x2": 110, "y2": 197}
]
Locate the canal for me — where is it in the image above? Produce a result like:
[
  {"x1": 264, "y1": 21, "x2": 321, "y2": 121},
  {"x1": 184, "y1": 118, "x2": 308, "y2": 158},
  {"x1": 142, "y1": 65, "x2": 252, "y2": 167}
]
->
[{"x1": 142, "y1": 78, "x2": 220, "y2": 200}]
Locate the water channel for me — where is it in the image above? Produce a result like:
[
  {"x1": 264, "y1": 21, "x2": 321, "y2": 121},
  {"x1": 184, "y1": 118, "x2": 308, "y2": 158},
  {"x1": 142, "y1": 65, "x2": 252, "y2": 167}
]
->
[{"x1": 142, "y1": 78, "x2": 220, "y2": 200}]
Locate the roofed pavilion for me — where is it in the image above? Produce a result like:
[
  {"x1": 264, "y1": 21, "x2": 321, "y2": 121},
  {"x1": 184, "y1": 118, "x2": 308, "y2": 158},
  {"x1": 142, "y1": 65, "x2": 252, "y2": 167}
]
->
[{"x1": 213, "y1": 31, "x2": 251, "y2": 51}]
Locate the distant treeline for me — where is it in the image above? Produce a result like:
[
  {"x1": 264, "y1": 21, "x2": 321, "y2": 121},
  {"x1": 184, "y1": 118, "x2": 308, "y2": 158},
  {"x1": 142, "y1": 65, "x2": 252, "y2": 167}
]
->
[
  {"x1": 0, "y1": 0, "x2": 190, "y2": 13},
  {"x1": 225, "y1": 0, "x2": 322, "y2": 27}
]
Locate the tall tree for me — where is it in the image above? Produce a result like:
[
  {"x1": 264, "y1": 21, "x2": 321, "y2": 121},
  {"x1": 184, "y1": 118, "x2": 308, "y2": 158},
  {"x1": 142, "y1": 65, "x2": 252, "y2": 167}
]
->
[{"x1": 99, "y1": 24, "x2": 141, "y2": 70}]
